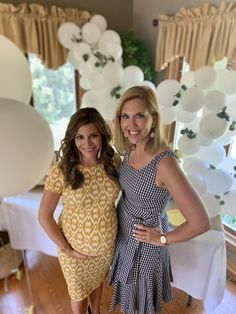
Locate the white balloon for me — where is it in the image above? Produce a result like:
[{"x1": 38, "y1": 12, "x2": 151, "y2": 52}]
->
[
  {"x1": 204, "y1": 169, "x2": 233, "y2": 194},
  {"x1": 0, "y1": 98, "x2": 54, "y2": 197},
  {"x1": 194, "y1": 66, "x2": 216, "y2": 90},
  {"x1": 197, "y1": 144, "x2": 226, "y2": 165},
  {"x1": 67, "y1": 49, "x2": 80, "y2": 69},
  {"x1": 156, "y1": 80, "x2": 181, "y2": 107},
  {"x1": 122, "y1": 65, "x2": 144, "y2": 87},
  {"x1": 176, "y1": 105, "x2": 197, "y2": 123},
  {"x1": 216, "y1": 71, "x2": 236, "y2": 95},
  {"x1": 199, "y1": 112, "x2": 228, "y2": 139},
  {"x1": 98, "y1": 30, "x2": 121, "y2": 51},
  {"x1": 226, "y1": 101, "x2": 236, "y2": 119},
  {"x1": 102, "y1": 62, "x2": 124, "y2": 86},
  {"x1": 103, "y1": 42, "x2": 123, "y2": 61},
  {"x1": 70, "y1": 42, "x2": 91, "y2": 64},
  {"x1": 183, "y1": 158, "x2": 209, "y2": 176},
  {"x1": 81, "y1": 22, "x2": 101, "y2": 44},
  {"x1": 57, "y1": 22, "x2": 81, "y2": 49},
  {"x1": 204, "y1": 90, "x2": 226, "y2": 111},
  {"x1": 180, "y1": 71, "x2": 195, "y2": 88},
  {"x1": 202, "y1": 192, "x2": 222, "y2": 217},
  {"x1": 219, "y1": 156, "x2": 236, "y2": 174},
  {"x1": 216, "y1": 132, "x2": 233, "y2": 146},
  {"x1": 86, "y1": 72, "x2": 105, "y2": 90},
  {"x1": 177, "y1": 136, "x2": 200, "y2": 155},
  {"x1": 0, "y1": 35, "x2": 32, "y2": 103},
  {"x1": 139, "y1": 81, "x2": 156, "y2": 92},
  {"x1": 82, "y1": 87, "x2": 117, "y2": 120},
  {"x1": 196, "y1": 132, "x2": 214, "y2": 147},
  {"x1": 90, "y1": 14, "x2": 107, "y2": 33},
  {"x1": 221, "y1": 190, "x2": 236, "y2": 217},
  {"x1": 159, "y1": 106, "x2": 176, "y2": 125},
  {"x1": 187, "y1": 174, "x2": 207, "y2": 195},
  {"x1": 180, "y1": 87, "x2": 204, "y2": 112}
]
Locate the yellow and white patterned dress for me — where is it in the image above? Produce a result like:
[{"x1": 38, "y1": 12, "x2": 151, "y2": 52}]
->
[{"x1": 44, "y1": 154, "x2": 121, "y2": 301}]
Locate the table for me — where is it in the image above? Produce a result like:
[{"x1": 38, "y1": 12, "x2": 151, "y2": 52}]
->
[{"x1": 0, "y1": 187, "x2": 62, "y2": 257}]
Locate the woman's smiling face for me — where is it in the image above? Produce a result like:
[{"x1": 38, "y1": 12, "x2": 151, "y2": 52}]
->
[
  {"x1": 75, "y1": 123, "x2": 102, "y2": 163},
  {"x1": 120, "y1": 98, "x2": 154, "y2": 146}
]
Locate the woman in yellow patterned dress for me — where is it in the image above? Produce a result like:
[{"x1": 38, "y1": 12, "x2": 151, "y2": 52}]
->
[{"x1": 39, "y1": 107, "x2": 121, "y2": 314}]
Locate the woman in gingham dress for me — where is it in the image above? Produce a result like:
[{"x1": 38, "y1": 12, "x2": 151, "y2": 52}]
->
[{"x1": 108, "y1": 86, "x2": 210, "y2": 314}]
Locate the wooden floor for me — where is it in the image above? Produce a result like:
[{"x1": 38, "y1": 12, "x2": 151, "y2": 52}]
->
[{"x1": 0, "y1": 250, "x2": 236, "y2": 314}]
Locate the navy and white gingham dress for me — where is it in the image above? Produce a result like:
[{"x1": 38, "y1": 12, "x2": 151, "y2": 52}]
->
[{"x1": 108, "y1": 150, "x2": 174, "y2": 314}]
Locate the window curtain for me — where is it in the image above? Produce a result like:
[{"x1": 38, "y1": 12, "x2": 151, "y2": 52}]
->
[
  {"x1": 0, "y1": 3, "x2": 91, "y2": 69},
  {"x1": 155, "y1": 2, "x2": 236, "y2": 71}
]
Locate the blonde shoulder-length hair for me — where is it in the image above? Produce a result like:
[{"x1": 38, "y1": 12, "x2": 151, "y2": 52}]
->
[{"x1": 114, "y1": 86, "x2": 167, "y2": 155}]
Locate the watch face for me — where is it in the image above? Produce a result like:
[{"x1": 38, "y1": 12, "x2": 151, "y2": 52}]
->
[{"x1": 160, "y1": 235, "x2": 167, "y2": 245}]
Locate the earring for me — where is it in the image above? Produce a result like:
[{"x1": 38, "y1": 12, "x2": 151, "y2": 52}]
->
[
  {"x1": 124, "y1": 132, "x2": 127, "y2": 138},
  {"x1": 150, "y1": 130, "x2": 154, "y2": 138},
  {"x1": 98, "y1": 149, "x2": 101, "y2": 159}
]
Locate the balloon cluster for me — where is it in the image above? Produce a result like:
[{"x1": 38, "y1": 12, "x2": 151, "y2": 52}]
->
[
  {"x1": 0, "y1": 35, "x2": 54, "y2": 197},
  {"x1": 157, "y1": 66, "x2": 236, "y2": 218},
  {"x1": 57, "y1": 15, "x2": 156, "y2": 120}
]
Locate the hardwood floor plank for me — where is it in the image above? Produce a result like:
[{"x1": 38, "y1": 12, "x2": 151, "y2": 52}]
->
[{"x1": 0, "y1": 250, "x2": 235, "y2": 314}]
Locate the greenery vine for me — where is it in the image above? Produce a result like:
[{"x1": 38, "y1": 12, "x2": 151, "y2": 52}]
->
[{"x1": 120, "y1": 31, "x2": 155, "y2": 82}]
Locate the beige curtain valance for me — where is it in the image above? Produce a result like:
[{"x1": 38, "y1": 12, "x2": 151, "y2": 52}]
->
[
  {"x1": 155, "y1": 2, "x2": 236, "y2": 71},
  {"x1": 0, "y1": 3, "x2": 91, "y2": 69}
]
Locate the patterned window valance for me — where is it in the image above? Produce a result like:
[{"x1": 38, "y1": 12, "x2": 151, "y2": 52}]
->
[
  {"x1": 0, "y1": 3, "x2": 91, "y2": 69},
  {"x1": 155, "y1": 2, "x2": 236, "y2": 71}
]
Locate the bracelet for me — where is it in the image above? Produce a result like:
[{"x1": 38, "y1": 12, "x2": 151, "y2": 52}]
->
[{"x1": 61, "y1": 242, "x2": 69, "y2": 253}]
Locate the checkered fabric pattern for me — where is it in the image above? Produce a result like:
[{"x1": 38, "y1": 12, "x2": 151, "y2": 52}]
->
[{"x1": 108, "y1": 151, "x2": 175, "y2": 314}]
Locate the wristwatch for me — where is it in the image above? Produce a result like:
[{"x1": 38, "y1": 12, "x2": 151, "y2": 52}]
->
[{"x1": 160, "y1": 234, "x2": 168, "y2": 246}]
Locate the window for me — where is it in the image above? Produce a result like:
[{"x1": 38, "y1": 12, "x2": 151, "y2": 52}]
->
[{"x1": 28, "y1": 53, "x2": 77, "y2": 150}]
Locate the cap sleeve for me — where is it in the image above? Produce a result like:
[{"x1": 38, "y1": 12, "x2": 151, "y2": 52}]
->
[{"x1": 44, "y1": 163, "x2": 64, "y2": 194}]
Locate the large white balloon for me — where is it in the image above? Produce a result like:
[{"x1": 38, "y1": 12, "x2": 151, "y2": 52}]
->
[
  {"x1": 216, "y1": 71, "x2": 236, "y2": 95},
  {"x1": 0, "y1": 35, "x2": 32, "y2": 104},
  {"x1": 102, "y1": 62, "x2": 123, "y2": 86},
  {"x1": 122, "y1": 65, "x2": 144, "y2": 87},
  {"x1": 183, "y1": 158, "x2": 209, "y2": 176},
  {"x1": 103, "y1": 42, "x2": 123, "y2": 61},
  {"x1": 58, "y1": 22, "x2": 81, "y2": 49},
  {"x1": 98, "y1": 30, "x2": 121, "y2": 51},
  {"x1": 176, "y1": 106, "x2": 197, "y2": 123},
  {"x1": 180, "y1": 71, "x2": 195, "y2": 88},
  {"x1": 177, "y1": 136, "x2": 200, "y2": 155},
  {"x1": 81, "y1": 22, "x2": 101, "y2": 45},
  {"x1": 180, "y1": 87, "x2": 204, "y2": 112},
  {"x1": 90, "y1": 14, "x2": 107, "y2": 33},
  {"x1": 194, "y1": 66, "x2": 216, "y2": 90},
  {"x1": 197, "y1": 144, "x2": 226, "y2": 165},
  {"x1": 0, "y1": 98, "x2": 54, "y2": 197},
  {"x1": 199, "y1": 112, "x2": 228, "y2": 139},
  {"x1": 159, "y1": 106, "x2": 176, "y2": 125},
  {"x1": 156, "y1": 80, "x2": 181, "y2": 108},
  {"x1": 204, "y1": 90, "x2": 226, "y2": 111},
  {"x1": 204, "y1": 169, "x2": 233, "y2": 194}
]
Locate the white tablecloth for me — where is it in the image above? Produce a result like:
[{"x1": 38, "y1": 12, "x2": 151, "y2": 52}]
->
[
  {"x1": 0, "y1": 188, "x2": 62, "y2": 257},
  {"x1": 169, "y1": 230, "x2": 226, "y2": 313}
]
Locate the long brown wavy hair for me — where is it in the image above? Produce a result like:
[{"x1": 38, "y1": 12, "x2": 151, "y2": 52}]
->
[{"x1": 58, "y1": 107, "x2": 119, "y2": 189}]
